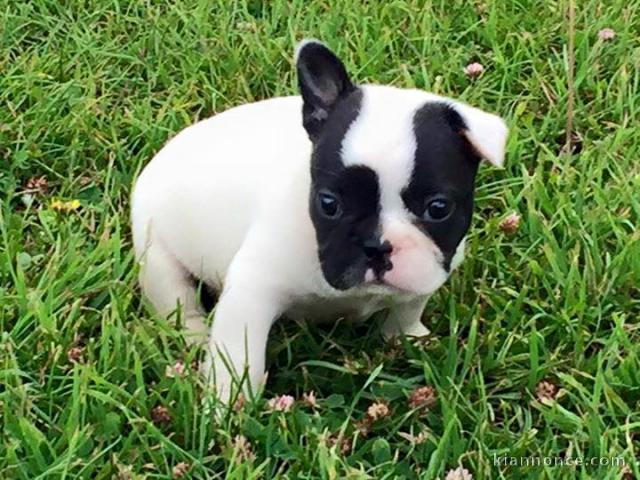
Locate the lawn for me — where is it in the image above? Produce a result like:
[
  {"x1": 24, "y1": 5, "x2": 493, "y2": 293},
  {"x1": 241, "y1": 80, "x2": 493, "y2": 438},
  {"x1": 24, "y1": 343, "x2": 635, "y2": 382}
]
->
[{"x1": 1, "y1": 0, "x2": 639, "y2": 478}]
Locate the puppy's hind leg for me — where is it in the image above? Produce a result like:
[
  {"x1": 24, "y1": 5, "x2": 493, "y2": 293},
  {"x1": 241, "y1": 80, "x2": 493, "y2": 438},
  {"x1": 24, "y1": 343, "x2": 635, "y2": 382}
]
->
[{"x1": 137, "y1": 241, "x2": 209, "y2": 345}]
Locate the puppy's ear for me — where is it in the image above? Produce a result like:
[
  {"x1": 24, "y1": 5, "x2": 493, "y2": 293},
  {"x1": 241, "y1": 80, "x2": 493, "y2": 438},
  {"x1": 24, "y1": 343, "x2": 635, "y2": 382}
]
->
[
  {"x1": 295, "y1": 39, "x2": 354, "y2": 140},
  {"x1": 452, "y1": 102, "x2": 508, "y2": 167}
]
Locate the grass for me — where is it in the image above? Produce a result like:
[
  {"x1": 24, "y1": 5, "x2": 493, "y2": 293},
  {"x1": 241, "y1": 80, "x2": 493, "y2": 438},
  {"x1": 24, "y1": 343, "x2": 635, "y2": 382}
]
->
[{"x1": 1, "y1": 0, "x2": 639, "y2": 478}]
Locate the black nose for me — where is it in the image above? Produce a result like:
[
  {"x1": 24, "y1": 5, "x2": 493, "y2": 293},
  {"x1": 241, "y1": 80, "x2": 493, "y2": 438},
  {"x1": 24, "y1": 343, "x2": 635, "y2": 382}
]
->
[
  {"x1": 363, "y1": 239, "x2": 393, "y2": 275},
  {"x1": 363, "y1": 239, "x2": 392, "y2": 259}
]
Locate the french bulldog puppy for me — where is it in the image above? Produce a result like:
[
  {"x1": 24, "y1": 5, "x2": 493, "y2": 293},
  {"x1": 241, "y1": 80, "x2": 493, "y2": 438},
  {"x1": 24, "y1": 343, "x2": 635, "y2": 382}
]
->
[{"x1": 131, "y1": 40, "x2": 508, "y2": 400}]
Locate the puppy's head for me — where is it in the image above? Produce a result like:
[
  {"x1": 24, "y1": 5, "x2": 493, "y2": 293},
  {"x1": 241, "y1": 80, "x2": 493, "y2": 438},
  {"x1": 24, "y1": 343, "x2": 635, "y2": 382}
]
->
[{"x1": 296, "y1": 40, "x2": 508, "y2": 294}]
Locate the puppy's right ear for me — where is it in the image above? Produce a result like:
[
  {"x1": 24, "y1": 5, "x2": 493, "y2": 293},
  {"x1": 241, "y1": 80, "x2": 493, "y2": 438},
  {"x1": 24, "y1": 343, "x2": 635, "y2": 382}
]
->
[{"x1": 295, "y1": 40, "x2": 354, "y2": 140}]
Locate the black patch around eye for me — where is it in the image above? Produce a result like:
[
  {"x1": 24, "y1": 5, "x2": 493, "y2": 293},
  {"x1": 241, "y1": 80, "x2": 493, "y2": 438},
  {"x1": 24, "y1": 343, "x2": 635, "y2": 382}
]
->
[
  {"x1": 402, "y1": 102, "x2": 481, "y2": 270},
  {"x1": 310, "y1": 165, "x2": 381, "y2": 290}
]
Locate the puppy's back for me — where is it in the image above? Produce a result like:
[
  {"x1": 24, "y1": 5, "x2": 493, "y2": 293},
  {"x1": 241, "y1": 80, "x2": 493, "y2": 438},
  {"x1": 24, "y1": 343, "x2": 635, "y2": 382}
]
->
[{"x1": 131, "y1": 95, "x2": 311, "y2": 281}]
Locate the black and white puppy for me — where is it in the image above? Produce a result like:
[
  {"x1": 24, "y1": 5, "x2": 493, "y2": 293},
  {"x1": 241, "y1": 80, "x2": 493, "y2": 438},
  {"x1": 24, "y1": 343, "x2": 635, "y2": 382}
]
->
[{"x1": 131, "y1": 40, "x2": 508, "y2": 400}]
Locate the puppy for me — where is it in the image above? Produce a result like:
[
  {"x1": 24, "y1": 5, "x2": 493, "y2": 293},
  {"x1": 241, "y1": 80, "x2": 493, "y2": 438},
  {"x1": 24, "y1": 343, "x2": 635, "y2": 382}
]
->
[{"x1": 131, "y1": 40, "x2": 508, "y2": 400}]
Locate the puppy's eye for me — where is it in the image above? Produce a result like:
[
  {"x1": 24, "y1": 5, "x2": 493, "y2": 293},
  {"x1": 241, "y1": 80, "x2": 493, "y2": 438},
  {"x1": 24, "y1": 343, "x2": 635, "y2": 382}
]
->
[
  {"x1": 316, "y1": 190, "x2": 342, "y2": 219},
  {"x1": 424, "y1": 195, "x2": 455, "y2": 222}
]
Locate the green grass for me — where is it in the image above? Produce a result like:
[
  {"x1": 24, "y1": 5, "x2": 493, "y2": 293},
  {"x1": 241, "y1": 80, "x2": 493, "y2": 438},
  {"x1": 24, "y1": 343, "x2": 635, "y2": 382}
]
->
[{"x1": 1, "y1": 0, "x2": 639, "y2": 478}]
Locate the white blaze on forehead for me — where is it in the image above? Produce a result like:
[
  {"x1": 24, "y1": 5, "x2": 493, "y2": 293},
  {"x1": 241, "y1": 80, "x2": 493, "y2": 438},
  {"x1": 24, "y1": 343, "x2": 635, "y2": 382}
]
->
[{"x1": 340, "y1": 85, "x2": 439, "y2": 214}]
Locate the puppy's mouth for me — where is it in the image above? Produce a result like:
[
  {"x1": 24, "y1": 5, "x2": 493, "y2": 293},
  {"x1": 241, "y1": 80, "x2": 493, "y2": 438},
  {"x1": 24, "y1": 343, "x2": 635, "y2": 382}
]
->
[
  {"x1": 360, "y1": 275, "x2": 408, "y2": 298},
  {"x1": 364, "y1": 267, "x2": 385, "y2": 284},
  {"x1": 362, "y1": 267, "x2": 402, "y2": 292}
]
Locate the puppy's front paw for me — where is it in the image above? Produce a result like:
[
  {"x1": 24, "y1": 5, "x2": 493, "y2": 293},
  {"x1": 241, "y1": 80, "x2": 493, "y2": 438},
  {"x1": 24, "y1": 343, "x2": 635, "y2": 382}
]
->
[
  {"x1": 382, "y1": 320, "x2": 430, "y2": 340},
  {"x1": 381, "y1": 297, "x2": 431, "y2": 341},
  {"x1": 201, "y1": 350, "x2": 267, "y2": 405},
  {"x1": 200, "y1": 352, "x2": 236, "y2": 403}
]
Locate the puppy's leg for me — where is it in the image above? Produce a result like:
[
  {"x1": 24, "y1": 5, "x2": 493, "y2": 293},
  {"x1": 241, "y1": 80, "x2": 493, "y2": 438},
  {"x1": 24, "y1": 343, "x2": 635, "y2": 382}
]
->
[
  {"x1": 203, "y1": 266, "x2": 283, "y2": 401},
  {"x1": 138, "y1": 241, "x2": 209, "y2": 345},
  {"x1": 382, "y1": 296, "x2": 430, "y2": 339}
]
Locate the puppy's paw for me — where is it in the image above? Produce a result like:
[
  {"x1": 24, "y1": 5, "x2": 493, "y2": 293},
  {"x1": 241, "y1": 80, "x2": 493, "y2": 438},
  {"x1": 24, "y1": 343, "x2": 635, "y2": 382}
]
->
[
  {"x1": 200, "y1": 351, "x2": 266, "y2": 406},
  {"x1": 382, "y1": 321, "x2": 430, "y2": 341},
  {"x1": 200, "y1": 353, "x2": 235, "y2": 403}
]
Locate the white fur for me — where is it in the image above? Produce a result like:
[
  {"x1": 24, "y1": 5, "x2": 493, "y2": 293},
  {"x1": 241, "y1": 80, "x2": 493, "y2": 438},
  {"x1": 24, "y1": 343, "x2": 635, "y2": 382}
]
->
[
  {"x1": 131, "y1": 85, "x2": 505, "y2": 401},
  {"x1": 455, "y1": 102, "x2": 508, "y2": 167},
  {"x1": 342, "y1": 86, "x2": 418, "y2": 214}
]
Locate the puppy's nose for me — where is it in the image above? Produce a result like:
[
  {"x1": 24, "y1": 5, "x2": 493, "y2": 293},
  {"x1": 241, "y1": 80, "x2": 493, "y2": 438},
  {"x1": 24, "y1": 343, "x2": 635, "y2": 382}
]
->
[
  {"x1": 363, "y1": 239, "x2": 393, "y2": 259},
  {"x1": 363, "y1": 239, "x2": 393, "y2": 276}
]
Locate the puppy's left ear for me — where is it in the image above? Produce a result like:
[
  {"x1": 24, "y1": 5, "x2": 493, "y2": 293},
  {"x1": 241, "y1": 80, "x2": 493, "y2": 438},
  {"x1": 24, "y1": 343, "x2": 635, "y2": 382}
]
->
[
  {"x1": 295, "y1": 39, "x2": 355, "y2": 140},
  {"x1": 453, "y1": 103, "x2": 509, "y2": 168}
]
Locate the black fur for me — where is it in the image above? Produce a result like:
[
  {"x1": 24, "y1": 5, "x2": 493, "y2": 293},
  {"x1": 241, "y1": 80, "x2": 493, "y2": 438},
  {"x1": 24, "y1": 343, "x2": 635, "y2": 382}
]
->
[
  {"x1": 297, "y1": 41, "x2": 355, "y2": 140},
  {"x1": 402, "y1": 102, "x2": 481, "y2": 270},
  {"x1": 310, "y1": 161, "x2": 382, "y2": 290}
]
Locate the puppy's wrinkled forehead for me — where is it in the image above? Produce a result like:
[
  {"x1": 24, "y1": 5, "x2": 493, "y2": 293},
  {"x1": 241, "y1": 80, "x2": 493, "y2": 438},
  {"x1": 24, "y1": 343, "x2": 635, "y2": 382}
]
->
[{"x1": 313, "y1": 85, "x2": 477, "y2": 206}]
